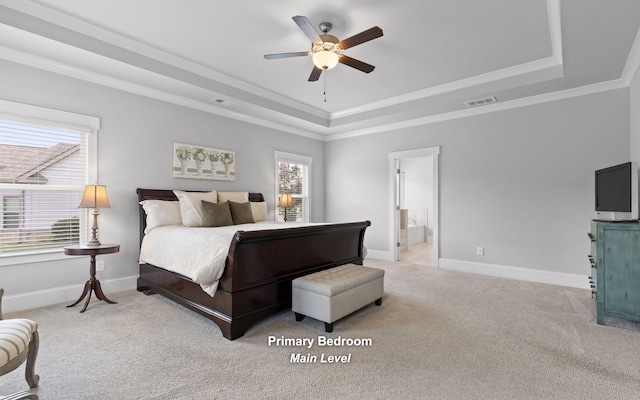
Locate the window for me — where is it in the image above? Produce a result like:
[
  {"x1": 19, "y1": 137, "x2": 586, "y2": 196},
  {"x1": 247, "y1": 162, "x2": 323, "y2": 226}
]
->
[
  {"x1": 275, "y1": 151, "x2": 311, "y2": 222},
  {"x1": 2, "y1": 196, "x2": 21, "y2": 228},
  {"x1": 0, "y1": 100, "x2": 99, "y2": 262}
]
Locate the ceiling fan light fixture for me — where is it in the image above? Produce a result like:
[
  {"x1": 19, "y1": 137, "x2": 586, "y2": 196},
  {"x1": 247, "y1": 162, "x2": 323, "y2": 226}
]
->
[
  {"x1": 264, "y1": 16, "x2": 383, "y2": 81},
  {"x1": 312, "y1": 50, "x2": 339, "y2": 70}
]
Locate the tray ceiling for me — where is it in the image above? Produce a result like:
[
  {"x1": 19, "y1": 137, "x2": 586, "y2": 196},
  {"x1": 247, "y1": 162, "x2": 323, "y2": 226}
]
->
[{"x1": 0, "y1": 0, "x2": 639, "y2": 140}]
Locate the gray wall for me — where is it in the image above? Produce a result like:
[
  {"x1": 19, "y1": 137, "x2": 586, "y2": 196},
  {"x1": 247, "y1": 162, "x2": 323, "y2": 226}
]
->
[
  {"x1": 0, "y1": 60, "x2": 325, "y2": 304},
  {"x1": 1, "y1": 56, "x2": 636, "y2": 308},
  {"x1": 325, "y1": 89, "x2": 630, "y2": 277},
  {"x1": 631, "y1": 63, "x2": 640, "y2": 161}
]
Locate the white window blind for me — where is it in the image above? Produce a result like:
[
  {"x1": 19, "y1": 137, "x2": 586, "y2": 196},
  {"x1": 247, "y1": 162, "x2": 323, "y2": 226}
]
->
[
  {"x1": 0, "y1": 120, "x2": 88, "y2": 255},
  {"x1": 275, "y1": 151, "x2": 312, "y2": 223}
]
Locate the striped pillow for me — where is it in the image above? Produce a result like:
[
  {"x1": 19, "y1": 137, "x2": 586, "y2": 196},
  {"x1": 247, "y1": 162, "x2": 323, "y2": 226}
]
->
[{"x1": 0, "y1": 318, "x2": 38, "y2": 365}]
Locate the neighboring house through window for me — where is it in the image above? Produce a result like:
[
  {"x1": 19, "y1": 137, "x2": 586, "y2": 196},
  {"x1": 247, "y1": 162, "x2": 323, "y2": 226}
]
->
[
  {"x1": 274, "y1": 151, "x2": 311, "y2": 223},
  {"x1": 0, "y1": 100, "x2": 99, "y2": 263}
]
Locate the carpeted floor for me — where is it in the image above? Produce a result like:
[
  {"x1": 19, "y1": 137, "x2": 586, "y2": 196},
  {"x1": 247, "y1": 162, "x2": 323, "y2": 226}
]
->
[{"x1": 2, "y1": 259, "x2": 640, "y2": 399}]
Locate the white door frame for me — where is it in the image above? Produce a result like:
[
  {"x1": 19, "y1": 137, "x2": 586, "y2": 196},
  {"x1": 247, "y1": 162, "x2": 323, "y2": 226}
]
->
[{"x1": 388, "y1": 146, "x2": 440, "y2": 266}]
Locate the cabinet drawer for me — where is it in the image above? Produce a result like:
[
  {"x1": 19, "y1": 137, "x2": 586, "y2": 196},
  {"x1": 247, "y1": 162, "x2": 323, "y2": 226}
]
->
[{"x1": 602, "y1": 229, "x2": 640, "y2": 320}]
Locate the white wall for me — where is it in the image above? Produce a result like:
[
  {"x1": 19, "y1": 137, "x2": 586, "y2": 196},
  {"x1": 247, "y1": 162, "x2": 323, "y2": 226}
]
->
[
  {"x1": 0, "y1": 59, "x2": 325, "y2": 310},
  {"x1": 325, "y1": 89, "x2": 630, "y2": 285}
]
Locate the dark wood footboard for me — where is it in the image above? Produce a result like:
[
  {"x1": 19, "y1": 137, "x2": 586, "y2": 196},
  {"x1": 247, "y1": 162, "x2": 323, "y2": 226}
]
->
[{"x1": 136, "y1": 188, "x2": 370, "y2": 340}]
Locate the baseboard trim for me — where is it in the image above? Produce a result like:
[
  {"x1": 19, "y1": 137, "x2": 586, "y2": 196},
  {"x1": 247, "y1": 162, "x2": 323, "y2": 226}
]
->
[
  {"x1": 365, "y1": 249, "x2": 393, "y2": 262},
  {"x1": 5, "y1": 260, "x2": 585, "y2": 312},
  {"x1": 2, "y1": 275, "x2": 139, "y2": 313},
  {"x1": 439, "y1": 259, "x2": 589, "y2": 289}
]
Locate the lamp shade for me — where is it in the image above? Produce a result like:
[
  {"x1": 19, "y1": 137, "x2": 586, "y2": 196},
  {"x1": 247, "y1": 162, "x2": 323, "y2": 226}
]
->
[
  {"x1": 78, "y1": 185, "x2": 111, "y2": 209},
  {"x1": 312, "y1": 50, "x2": 339, "y2": 70},
  {"x1": 278, "y1": 193, "x2": 293, "y2": 208}
]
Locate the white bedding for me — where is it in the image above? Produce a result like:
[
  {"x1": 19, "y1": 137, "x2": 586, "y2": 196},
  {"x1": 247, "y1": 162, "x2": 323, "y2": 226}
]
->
[{"x1": 139, "y1": 222, "x2": 311, "y2": 296}]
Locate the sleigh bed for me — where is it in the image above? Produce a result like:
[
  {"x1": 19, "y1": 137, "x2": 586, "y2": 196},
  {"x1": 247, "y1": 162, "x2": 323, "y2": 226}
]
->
[{"x1": 136, "y1": 188, "x2": 370, "y2": 340}]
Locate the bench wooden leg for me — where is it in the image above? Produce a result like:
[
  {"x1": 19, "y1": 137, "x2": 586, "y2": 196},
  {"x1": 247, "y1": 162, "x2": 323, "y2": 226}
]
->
[
  {"x1": 375, "y1": 298, "x2": 382, "y2": 306},
  {"x1": 324, "y1": 322, "x2": 333, "y2": 333},
  {"x1": 294, "y1": 312, "x2": 305, "y2": 322}
]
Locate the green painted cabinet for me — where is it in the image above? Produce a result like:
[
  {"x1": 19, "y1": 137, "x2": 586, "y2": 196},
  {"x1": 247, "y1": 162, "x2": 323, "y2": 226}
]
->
[{"x1": 590, "y1": 221, "x2": 640, "y2": 325}]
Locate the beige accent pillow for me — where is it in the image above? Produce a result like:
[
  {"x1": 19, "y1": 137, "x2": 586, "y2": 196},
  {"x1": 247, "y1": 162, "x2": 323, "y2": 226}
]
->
[
  {"x1": 139, "y1": 200, "x2": 182, "y2": 234},
  {"x1": 250, "y1": 202, "x2": 267, "y2": 222},
  {"x1": 173, "y1": 190, "x2": 218, "y2": 227},
  {"x1": 217, "y1": 191, "x2": 249, "y2": 203},
  {"x1": 228, "y1": 201, "x2": 255, "y2": 224},
  {"x1": 202, "y1": 200, "x2": 234, "y2": 227}
]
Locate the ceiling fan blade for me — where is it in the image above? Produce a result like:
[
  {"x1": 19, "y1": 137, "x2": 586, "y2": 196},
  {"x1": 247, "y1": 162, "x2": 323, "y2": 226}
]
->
[
  {"x1": 308, "y1": 66, "x2": 323, "y2": 82},
  {"x1": 264, "y1": 51, "x2": 311, "y2": 60},
  {"x1": 339, "y1": 55, "x2": 376, "y2": 73},
  {"x1": 293, "y1": 15, "x2": 322, "y2": 44},
  {"x1": 339, "y1": 26, "x2": 383, "y2": 50}
]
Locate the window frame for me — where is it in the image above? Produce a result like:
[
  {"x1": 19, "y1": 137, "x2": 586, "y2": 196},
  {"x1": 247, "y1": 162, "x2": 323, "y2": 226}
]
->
[
  {"x1": 0, "y1": 100, "x2": 100, "y2": 266},
  {"x1": 274, "y1": 151, "x2": 312, "y2": 223}
]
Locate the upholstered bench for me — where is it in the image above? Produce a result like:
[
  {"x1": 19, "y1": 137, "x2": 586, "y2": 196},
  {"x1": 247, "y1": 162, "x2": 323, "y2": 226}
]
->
[{"x1": 292, "y1": 264, "x2": 384, "y2": 332}]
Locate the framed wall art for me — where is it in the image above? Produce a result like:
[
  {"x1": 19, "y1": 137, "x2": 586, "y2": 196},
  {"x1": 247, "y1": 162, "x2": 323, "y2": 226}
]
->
[{"x1": 173, "y1": 142, "x2": 235, "y2": 181}]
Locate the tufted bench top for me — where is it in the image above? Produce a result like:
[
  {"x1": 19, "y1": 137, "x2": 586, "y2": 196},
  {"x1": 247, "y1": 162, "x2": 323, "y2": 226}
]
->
[
  {"x1": 293, "y1": 264, "x2": 385, "y2": 297},
  {"x1": 0, "y1": 318, "x2": 38, "y2": 365}
]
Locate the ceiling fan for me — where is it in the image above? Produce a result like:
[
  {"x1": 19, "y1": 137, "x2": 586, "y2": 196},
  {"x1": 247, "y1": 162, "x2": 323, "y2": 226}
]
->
[{"x1": 264, "y1": 15, "x2": 383, "y2": 82}]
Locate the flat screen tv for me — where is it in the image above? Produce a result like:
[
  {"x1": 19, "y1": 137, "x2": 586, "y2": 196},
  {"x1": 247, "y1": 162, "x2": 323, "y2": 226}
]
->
[{"x1": 595, "y1": 161, "x2": 638, "y2": 221}]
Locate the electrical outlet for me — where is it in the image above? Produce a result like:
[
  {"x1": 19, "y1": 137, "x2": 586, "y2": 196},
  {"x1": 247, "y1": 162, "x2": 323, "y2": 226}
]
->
[
  {"x1": 476, "y1": 247, "x2": 485, "y2": 256},
  {"x1": 96, "y1": 260, "x2": 105, "y2": 271}
]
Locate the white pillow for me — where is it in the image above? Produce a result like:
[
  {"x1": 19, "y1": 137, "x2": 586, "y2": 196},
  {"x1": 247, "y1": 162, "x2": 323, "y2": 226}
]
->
[
  {"x1": 250, "y1": 202, "x2": 267, "y2": 222},
  {"x1": 173, "y1": 190, "x2": 218, "y2": 227},
  {"x1": 217, "y1": 191, "x2": 249, "y2": 203},
  {"x1": 139, "y1": 200, "x2": 182, "y2": 234}
]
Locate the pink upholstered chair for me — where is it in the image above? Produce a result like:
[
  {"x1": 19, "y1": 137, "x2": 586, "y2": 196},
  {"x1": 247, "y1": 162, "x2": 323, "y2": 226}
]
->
[{"x1": 0, "y1": 288, "x2": 39, "y2": 400}]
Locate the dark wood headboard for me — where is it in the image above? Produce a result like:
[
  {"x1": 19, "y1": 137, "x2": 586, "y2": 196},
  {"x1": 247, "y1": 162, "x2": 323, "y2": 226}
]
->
[{"x1": 136, "y1": 188, "x2": 265, "y2": 244}]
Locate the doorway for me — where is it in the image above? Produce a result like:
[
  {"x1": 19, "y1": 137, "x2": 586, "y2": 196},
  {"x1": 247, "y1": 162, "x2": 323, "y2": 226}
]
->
[{"x1": 388, "y1": 147, "x2": 440, "y2": 266}]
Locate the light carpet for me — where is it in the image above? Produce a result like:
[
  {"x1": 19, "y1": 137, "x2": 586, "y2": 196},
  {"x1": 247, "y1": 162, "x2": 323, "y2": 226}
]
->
[{"x1": 2, "y1": 259, "x2": 640, "y2": 399}]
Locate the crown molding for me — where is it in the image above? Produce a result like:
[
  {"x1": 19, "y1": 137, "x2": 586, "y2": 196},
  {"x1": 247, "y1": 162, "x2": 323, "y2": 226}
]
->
[
  {"x1": 330, "y1": 55, "x2": 563, "y2": 122},
  {"x1": 330, "y1": 0, "x2": 563, "y2": 121},
  {"x1": 547, "y1": 0, "x2": 563, "y2": 63},
  {"x1": 0, "y1": 43, "x2": 329, "y2": 141},
  {"x1": 3, "y1": 39, "x2": 631, "y2": 143},
  {"x1": 621, "y1": 18, "x2": 640, "y2": 85},
  {"x1": 325, "y1": 79, "x2": 629, "y2": 141}
]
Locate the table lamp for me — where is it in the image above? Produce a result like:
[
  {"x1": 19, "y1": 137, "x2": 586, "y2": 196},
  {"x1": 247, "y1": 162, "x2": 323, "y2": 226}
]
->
[
  {"x1": 78, "y1": 184, "x2": 111, "y2": 246},
  {"x1": 278, "y1": 193, "x2": 293, "y2": 222}
]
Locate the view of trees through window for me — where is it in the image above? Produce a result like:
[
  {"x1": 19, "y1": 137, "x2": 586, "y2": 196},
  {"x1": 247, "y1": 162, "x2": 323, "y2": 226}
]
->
[{"x1": 278, "y1": 162, "x2": 306, "y2": 222}]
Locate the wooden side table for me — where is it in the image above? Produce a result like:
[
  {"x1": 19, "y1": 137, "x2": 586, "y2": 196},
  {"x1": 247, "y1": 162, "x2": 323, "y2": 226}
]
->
[{"x1": 64, "y1": 244, "x2": 120, "y2": 313}]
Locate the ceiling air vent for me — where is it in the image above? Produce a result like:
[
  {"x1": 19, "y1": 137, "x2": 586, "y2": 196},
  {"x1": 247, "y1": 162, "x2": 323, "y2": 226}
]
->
[
  {"x1": 464, "y1": 96, "x2": 498, "y2": 108},
  {"x1": 212, "y1": 98, "x2": 234, "y2": 106}
]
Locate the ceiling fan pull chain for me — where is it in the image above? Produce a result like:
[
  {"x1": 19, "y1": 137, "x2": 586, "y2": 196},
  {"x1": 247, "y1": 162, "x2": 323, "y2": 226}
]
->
[{"x1": 324, "y1": 71, "x2": 327, "y2": 103}]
